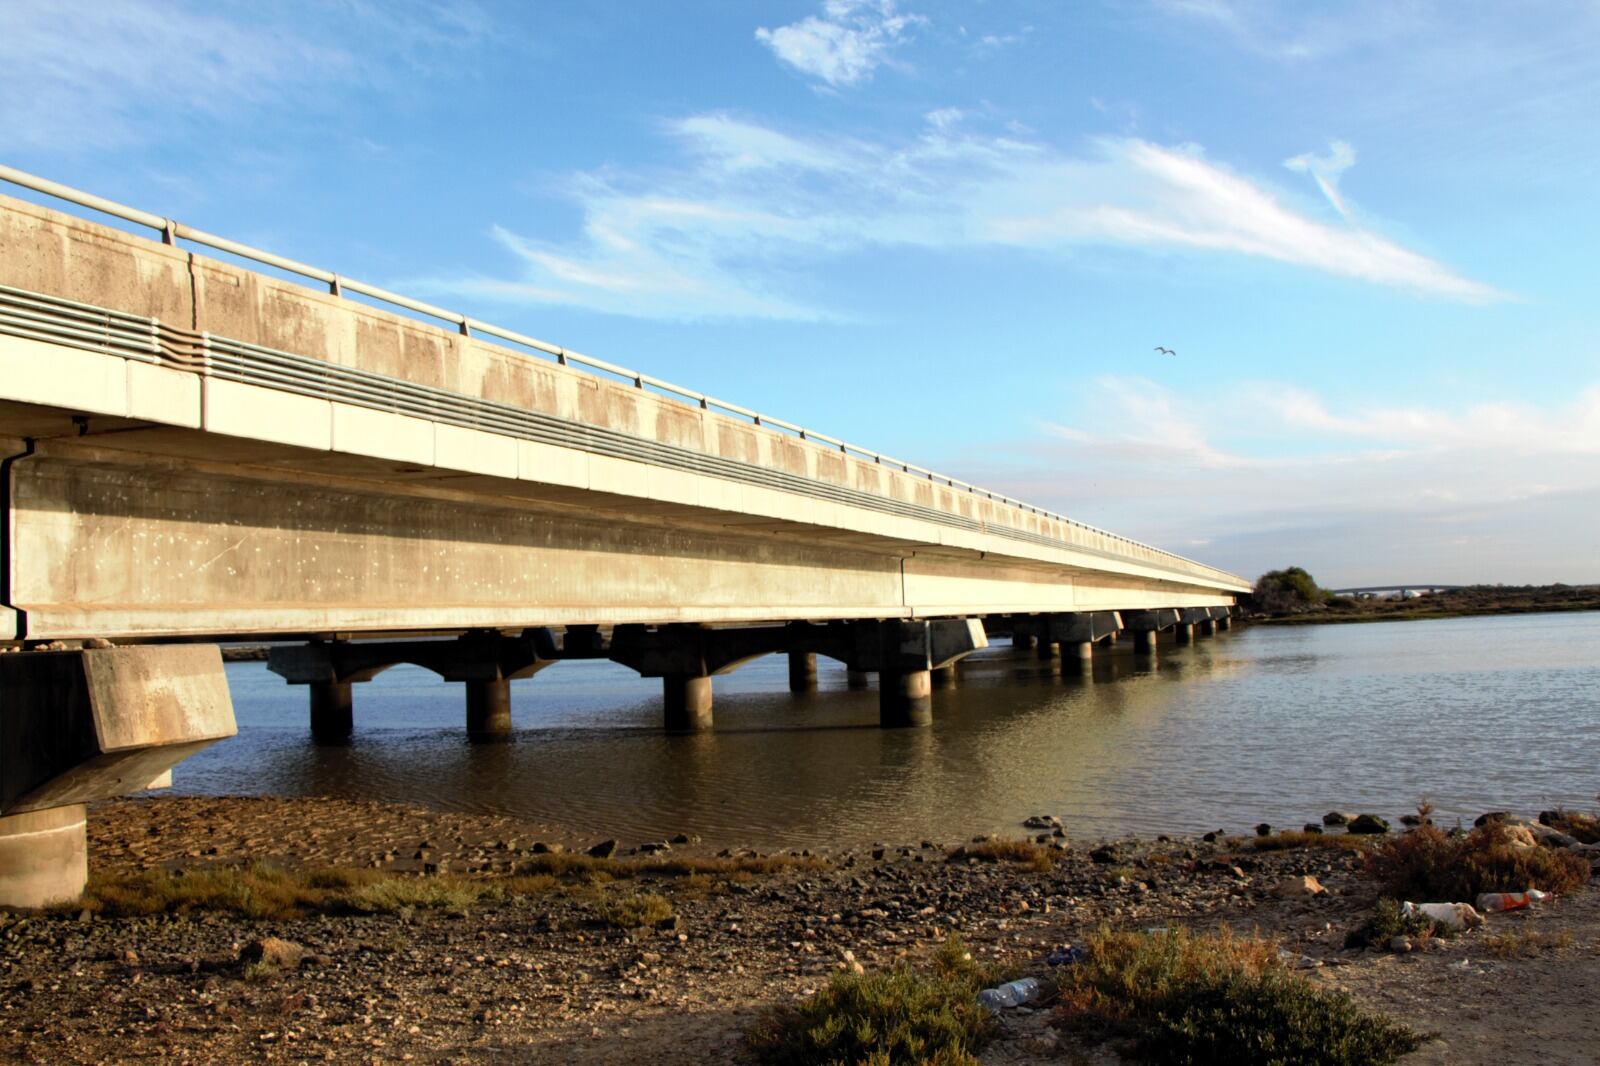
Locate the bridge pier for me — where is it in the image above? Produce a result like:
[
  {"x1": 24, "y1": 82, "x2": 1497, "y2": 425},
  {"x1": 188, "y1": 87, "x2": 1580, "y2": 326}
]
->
[
  {"x1": 1012, "y1": 632, "x2": 1035, "y2": 652},
  {"x1": 1217, "y1": 614, "x2": 1232, "y2": 631},
  {"x1": 1131, "y1": 629, "x2": 1158, "y2": 656},
  {"x1": 879, "y1": 669, "x2": 932, "y2": 727},
  {"x1": 931, "y1": 663, "x2": 958, "y2": 688},
  {"x1": 465, "y1": 678, "x2": 514, "y2": 742},
  {"x1": 1066, "y1": 640, "x2": 1094, "y2": 670},
  {"x1": 846, "y1": 668, "x2": 871, "y2": 690},
  {"x1": 1198, "y1": 618, "x2": 1216, "y2": 637},
  {"x1": 787, "y1": 650, "x2": 817, "y2": 692},
  {"x1": 663, "y1": 674, "x2": 714, "y2": 732},
  {"x1": 310, "y1": 681, "x2": 354, "y2": 745},
  {"x1": 1175, "y1": 623, "x2": 1194, "y2": 645},
  {"x1": 1035, "y1": 639, "x2": 1058, "y2": 661}
]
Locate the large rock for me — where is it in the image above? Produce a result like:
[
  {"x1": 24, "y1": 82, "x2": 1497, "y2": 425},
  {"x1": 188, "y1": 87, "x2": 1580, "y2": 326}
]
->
[
  {"x1": 1322, "y1": 812, "x2": 1354, "y2": 827},
  {"x1": 1346, "y1": 814, "x2": 1390, "y2": 835},
  {"x1": 1271, "y1": 875, "x2": 1327, "y2": 899},
  {"x1": 240, "y1": 937, "x2": 306, "y2": 970}
]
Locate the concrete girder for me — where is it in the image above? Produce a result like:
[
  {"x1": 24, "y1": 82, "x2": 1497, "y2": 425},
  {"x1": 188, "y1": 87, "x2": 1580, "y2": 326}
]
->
[
  {"x1": 267, "y1": 629, "x2": 561, "y2": 685},
  {"x1": 1120, "y1": 608, "x2": 1183, "y2": 633}
]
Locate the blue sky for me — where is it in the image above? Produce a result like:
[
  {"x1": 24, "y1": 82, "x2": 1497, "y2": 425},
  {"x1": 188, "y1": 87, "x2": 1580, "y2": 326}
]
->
[{"x1": 3, "y1": 0, "x2": 1597, "y2": 585}]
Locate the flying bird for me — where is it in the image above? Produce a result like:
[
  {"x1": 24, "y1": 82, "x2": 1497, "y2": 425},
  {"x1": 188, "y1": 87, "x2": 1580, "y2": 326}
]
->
[{"x1": 1154, "y1": 346, "x2": 1176, "y2": 356}]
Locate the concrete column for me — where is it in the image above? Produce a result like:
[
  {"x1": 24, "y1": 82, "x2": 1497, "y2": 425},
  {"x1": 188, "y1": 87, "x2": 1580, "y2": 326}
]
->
[
  {"x1": 1012, "y1": 632, "x2": 1035, "y2": 651},
  {"x1": 310, "y1": 680, "x2": 354, "y2": 744},
  {"x1": 931, "y1": 663, "x2": 958, "y2": 688},
  {"x1": 1216, "y1": 615, "x2": 1232, "y2": 631},
  {"x1": 1131, "y1": 629, "x2": 1158, "y2": 655},
  {"x1": 846, "y1": 668, "x2": 871, "y2": 690},
  {"x1": 1175, "y1": 623, "x2": 1195, "y2": 645},
  {"x1": 787, "y1": 650, "x2": 817, "y2": 692},
  {"x1": 664, "y1": 674, "x2": 713, "y2": 732},
  {"x1": 0, "y1": 804, "x2": 88, "y2": 909},
  {"x1": 1067, "y1": 641, "x2": 1094, "y2": 671},
  {"x1": 1198, "y1": 618, "x2": 1216, "y2": 637},
  {"x1": 466, "y1": 678, "x2": 513, "y2": 741},
  {"x1": 879, "y1": 669, "x2": 932, "y2": 727},
  {"x1": 1035, "y1": 639, "x2": 1058, "y2": 661}
]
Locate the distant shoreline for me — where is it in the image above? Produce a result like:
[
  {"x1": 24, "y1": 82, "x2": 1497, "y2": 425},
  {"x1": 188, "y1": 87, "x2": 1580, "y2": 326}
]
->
[{"x1": 1252, "y1": 587, "x2": 1600, "y2": 626}]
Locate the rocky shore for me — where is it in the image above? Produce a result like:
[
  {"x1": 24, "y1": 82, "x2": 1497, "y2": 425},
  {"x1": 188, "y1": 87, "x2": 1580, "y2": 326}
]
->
[{"x1": 2, "y1": 795, "x2": 1596, "y2": 1065}]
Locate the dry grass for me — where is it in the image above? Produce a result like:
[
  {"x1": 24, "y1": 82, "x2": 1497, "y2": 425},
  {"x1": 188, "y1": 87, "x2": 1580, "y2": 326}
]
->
[
  {"x1": 74, "y1": 863, "x2": 496, "y2": 920},
  {"x1": 1481, "y1": 929, "x2": 1575, "y2": 958},
  {"x1": 1237, "y1": 830, "x2": 1369, "y2": 853},
  {"x1": 1365, "y1": 823, "x2": 1591, "y2": 901},
  {"x1": 946, "y1": 840, "x2": 1058, "y2": 872},
  {"x1": 1057, "y1": 926, "x2": 1425, "y2": 1065},
  {"x1": 1543, "y1": 808, "x2": 1600, "y2": 844},
  {"x1": 591, "y1": 891, "x2": 675, "y2": 929},
  {"x1": 512, "y1": 852, "x2": 827, "y2": 881}
]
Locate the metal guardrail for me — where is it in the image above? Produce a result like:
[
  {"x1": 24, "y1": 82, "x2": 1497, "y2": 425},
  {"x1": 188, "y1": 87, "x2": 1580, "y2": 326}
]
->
[{"x1": 0, "y1": 162, "x2": 1228, "y2": 576}]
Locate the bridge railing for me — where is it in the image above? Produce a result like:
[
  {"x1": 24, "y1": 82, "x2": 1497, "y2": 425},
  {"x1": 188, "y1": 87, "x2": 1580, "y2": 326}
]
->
[{"x1": 0, "y1": 163, "x2": 1229, "y2": 580}]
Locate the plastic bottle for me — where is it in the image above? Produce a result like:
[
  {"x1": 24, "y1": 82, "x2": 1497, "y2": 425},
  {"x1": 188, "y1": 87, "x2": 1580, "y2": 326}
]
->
[
  {"x1": 1475, "y1": 889, "x2": 1548, "y2": 913},
  {"x1": 976, "y1": 977, "x2": 1045, "y2": 1011}
]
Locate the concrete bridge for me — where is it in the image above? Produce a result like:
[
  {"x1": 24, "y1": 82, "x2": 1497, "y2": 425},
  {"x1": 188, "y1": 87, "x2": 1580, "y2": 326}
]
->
[{"x1": 0, "y1": 166, "x2": 1248, "y2": 906}]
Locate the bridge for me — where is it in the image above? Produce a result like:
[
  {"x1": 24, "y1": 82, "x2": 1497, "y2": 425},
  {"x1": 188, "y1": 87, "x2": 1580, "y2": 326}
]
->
[
  {"x1": 0, "y1": 165, "x2": 1249, "y2": 906},
  {"x1": 1328, "y1": 586, "x2": 1464, "y2": 597}
]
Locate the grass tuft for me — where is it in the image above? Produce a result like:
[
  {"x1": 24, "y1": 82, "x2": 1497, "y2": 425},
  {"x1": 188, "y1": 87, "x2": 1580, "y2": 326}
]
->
[
  {"x1": 74, "y1": 864, "x2": 493, "y2": 920},
  {"x1": 945, "y1": 840, "x2": 1057, "y2": 872},
  {"x1": 592, "y1": 891, "x2": 675, "y2": 929},
  {"x1": 1056, "y1": 926, "x2": 1424, "y2": 1066},
  {"x1": 1236, "y1": 830, "x2": 1369, "y2": 853},
  {"x1": 746, "y1": 935, "x2": 999, "y2": 1066},
  {"x1": 1364, "y1": 823, "x2": 1590, "y2": 901},
  {"x1": 1481, "y1": 929, "x2": 1574, "y2": 958}
]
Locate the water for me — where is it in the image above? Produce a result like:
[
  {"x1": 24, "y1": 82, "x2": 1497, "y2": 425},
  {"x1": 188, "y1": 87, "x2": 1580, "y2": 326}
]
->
[{"x1": 174, "y1": 612, "x2": 1600, "y2": 848}]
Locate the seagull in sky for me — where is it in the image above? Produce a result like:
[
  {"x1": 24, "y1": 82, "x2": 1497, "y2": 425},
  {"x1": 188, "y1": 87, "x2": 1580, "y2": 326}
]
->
[{"x1": 1154, "y1": 346, "x2": 1176, "y2": 356}]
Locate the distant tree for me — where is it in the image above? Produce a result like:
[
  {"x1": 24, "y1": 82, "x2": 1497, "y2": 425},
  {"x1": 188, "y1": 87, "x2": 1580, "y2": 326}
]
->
[{"x1": 1252, "y1": 566, "x2": 1327, "y2": 614}]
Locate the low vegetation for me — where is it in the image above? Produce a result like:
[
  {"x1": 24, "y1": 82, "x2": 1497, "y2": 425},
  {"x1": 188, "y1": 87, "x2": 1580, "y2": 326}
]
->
[
  {"x1": 1344, "y1": 898, "x2": 1449, "y2": 949},
  {"x1": 746, "y1": 935, "x2": 1000, "y2": 1066},
  {"x1": 512, "y1": 851, "x2": 828, "y2": 881},
  {"x1": 1250, "y1": 566, "x2": 1334, "y2": 615},
  {"x1": 1481, "y1": 929, "x2": 1575, "y2": 958},
  {"x1": 1056, "y1": 926, "x2": 1425, "y2": 1065},
  {"x1": 1364, "y1": 822, "x2": 1590, "y2": 901},
  {"x1": 74, "y1": 863, "x2": 497, "y2": 920},
  {"x1": 945, "y1": 839, "x2": 1058, "y2": 872},
  {"x1": 1234, "y1": 830, "x2": 1369, "y2": 853},
  {"x1": 592, "y1": 891, "x2": 675, "y2": 929},
  {"x1": 1258, "y1": 582, "x2": 1600, "y2": 625},
  {"x1": 1542, "y1": 806, "x2": 1600, "y2": 844}
]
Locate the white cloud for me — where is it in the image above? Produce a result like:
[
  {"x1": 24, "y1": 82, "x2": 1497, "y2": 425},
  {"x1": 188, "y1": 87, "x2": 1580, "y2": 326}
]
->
[
  {"x1": 755, "y1": 0, "x2": 924, "y2": 87},
  {"x1": 1285, "y1": 140, "x2": 1357, "y2": 217},
  {"x1": 963, "y1": 378, "x2": 1600, "y2": 584},
  {"x1": 430, "y1": 114, "x2": 1502, "y2": 320}
]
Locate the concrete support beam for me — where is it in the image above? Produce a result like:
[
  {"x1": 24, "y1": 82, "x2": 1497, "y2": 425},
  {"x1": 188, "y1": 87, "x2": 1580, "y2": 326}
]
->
[
  {"x1": 663, "y1": 674, "x2": 713, "y2": 732},
  {"x1": 465, "y1": 678, "x2": 513, "y2": 742},
  {"x1": 787, "y1": 650, "x2": 817, "y2": 692},
  {"x1": 309, "y1": 681, "x2": 353, "y2": 745},
  {"x1": 0, "y1": 804, "x2": 87, "y2": 909},
  {"x1": 931, "y1": 663, "x2": 958, "y2": 688},
  {"x1": 879, "y1": 669, "x2": 932, "y2": 728}
]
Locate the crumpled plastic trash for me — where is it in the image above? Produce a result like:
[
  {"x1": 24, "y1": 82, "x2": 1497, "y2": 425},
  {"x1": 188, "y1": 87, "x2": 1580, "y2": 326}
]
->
[
  {"x1": 1401, "y1": 901, "x2": 1485, "y2": 931},
  {"x1": 1475, "y1": 889, "x2": 1548, "y2": 913}
]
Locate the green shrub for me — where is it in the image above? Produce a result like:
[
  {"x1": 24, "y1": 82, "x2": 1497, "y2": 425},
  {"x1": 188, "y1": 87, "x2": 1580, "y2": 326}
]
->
[
  {"x1": 747, "y1": 936, "x2": 998, "y2": 1066},
  {"x1": 1057, "y1": 927, "x2": 1423, "y2": 1065},
  {"x1": 1365, "y1": 824, "x2": 1590, "y2": 900},
  {"x1": 1343, "y1": 898, "x2": 1446, "y2": 949}
]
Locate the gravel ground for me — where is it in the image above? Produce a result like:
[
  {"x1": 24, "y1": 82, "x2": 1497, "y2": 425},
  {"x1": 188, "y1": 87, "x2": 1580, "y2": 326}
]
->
[{"x1": 0, "y1": 795, "x2": 1595, "y2": 1064}]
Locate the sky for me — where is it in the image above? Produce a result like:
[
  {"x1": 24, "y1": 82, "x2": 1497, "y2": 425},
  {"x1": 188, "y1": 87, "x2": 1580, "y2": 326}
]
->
[{"x1": 2, "y1": 0, "x2": 1597, "y2": 586}]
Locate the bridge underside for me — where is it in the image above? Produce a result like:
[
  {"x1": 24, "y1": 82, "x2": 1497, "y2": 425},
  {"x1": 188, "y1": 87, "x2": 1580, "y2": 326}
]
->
[{"x1": 2, "y1": 433, "x2": 1231, "y2": 643}]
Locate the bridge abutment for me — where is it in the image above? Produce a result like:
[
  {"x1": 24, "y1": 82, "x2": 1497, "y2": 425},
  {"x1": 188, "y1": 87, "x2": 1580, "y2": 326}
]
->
[{"x1": 0, "y1": 646, "x2": 235, "y2": 909}]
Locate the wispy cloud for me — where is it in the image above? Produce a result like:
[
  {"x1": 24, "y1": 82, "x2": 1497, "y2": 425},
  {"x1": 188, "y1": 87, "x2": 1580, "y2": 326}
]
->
[
  {"x1": 429, "y1": 113, "x2": 1502, "y2": 321},
  {"x1": 0, "y1": 0, "x2": 490, "y2": 152},
  {"x1": 755, "y1": 0, "x2": 925, "y2": 88},
  {"x1": 1284, "y1": 140, "x2": 1356, "y2": 218},
  {"x1": 964, "y1": 378, "x2": 1600, "y2": 583}
]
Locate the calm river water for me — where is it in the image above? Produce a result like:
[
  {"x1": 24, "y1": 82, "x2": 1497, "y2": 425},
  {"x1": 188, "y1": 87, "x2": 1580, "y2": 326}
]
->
[{"x1": 174, "y1": 612, "x2": 1600, "y2": 848}]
